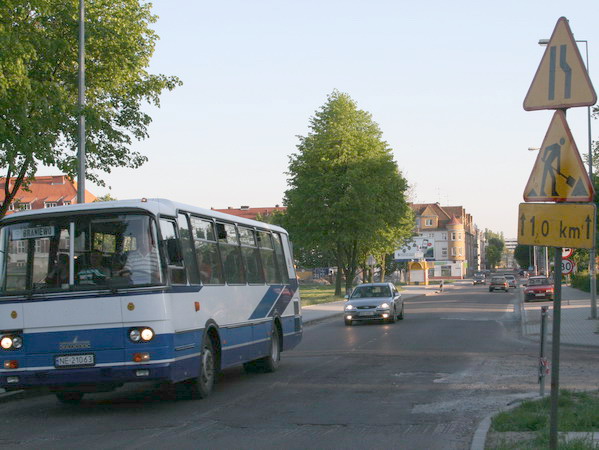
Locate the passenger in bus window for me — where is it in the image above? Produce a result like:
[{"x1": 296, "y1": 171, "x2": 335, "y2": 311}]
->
[
  {"x1": 78, "y1": 250, "x2": 109, "y2": 285},
  {"x1": 120, "y1": 227, "x2": 160, "y2": 285}
]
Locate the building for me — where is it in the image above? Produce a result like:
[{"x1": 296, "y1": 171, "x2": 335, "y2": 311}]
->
[
  {"x1": 400, "y1": 203, "x2": 483, "y2": 279},
  {"x1": 0, "y1": 175, "x2": 96, "y2": 213},
  {"x1": 213, "y1": 205, "x2": 286, "y2": 221}
]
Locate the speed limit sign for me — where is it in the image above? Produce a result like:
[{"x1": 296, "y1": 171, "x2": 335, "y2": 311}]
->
[
  {"x1": 561, "y1": 258, "x2": 575, "y2": 275},
  {"x1": 562, "y1": 248, "x2": 574, "y2": 259}
]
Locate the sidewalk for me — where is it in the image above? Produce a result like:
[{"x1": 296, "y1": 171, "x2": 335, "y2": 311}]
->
[
  {"x1": 301, "y1": 284, "x2": 435, "y2": 325},
  {"x1": 521, "y1": 285, "x2": 599, "y2": 347}
]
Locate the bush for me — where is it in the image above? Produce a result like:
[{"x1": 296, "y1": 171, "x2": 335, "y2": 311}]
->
[{"x1": 571, "y1": 271, "x2": 599, "y2": 293}]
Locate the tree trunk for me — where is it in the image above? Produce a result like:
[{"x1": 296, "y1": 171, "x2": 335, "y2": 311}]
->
[{"x1": 380, "y1": 254, "x2": 386, "y2": 282}]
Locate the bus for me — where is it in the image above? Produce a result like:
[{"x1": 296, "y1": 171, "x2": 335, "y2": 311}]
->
[{"x1": 0, "y1": 198, "x2": 302, "y2": 403}]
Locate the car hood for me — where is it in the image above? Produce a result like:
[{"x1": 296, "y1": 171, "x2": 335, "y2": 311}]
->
[{"x1": 346, "y1": 297, "x2": 394, "y2": 307}]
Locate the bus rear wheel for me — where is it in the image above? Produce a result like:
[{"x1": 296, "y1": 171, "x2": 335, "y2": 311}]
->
[
  {"x1": 260, "y1": 325, "x2": 281, "y2": 372},
  {"x1": 56, "y1": 391, "x2": 84, "y2": 404}
]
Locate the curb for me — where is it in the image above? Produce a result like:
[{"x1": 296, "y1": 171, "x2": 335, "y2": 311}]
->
[{"x1": 470, "y1": 392, "x2": 539, "y2": 450}]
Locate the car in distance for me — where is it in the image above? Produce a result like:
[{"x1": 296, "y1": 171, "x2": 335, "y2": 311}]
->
[
  {"x1": 344, "y1": 282, "x2": 403, "y2": 326},
  {"x1": 524, "y1": 276, "x2": 553, "y2": 301},
  {"x1": 473, "y1": 273, "x2": 486, "y2": 285},
  {"x1": 489, "y1": 276, "x2": 509, "y2": 292},
  {"x1": 504, "y1": 274, "x2": 517, "y2": 289}
]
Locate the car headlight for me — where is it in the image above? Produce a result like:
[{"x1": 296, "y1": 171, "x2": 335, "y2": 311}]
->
[
  {"x1": 345, "y1": 304, "x2": 356, "y2": 311},
  {"x1": 0, "y1": 334, "x2": 23, "y2": 350},
  {"x1": 129, "y1": 327, "x2": 155, "y2": 343},
  {"x1": 379, "y1": 303, "x2": 390, "y2": 309}
]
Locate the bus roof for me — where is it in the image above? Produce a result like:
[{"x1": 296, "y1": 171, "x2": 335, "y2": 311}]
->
[{"x1": 0, "y1": 198, "x2": 288, "y2": 234}]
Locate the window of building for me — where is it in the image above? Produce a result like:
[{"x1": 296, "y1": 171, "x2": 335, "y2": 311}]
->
[
  {"x1": 441, "y1": 248, "x2": 448, "y2": 257},
  {"x1": 428, "y1": 233, "x2": 434, "y2": 238},
  {"x1": 451, "y1": 247, "x2": 456, "y2": 256},
  {"x1": 441, "y1": 233, "x2": 447, "y2": 240},
  {"x1": 451, "y1": 232, "x2": 457, "y2": 241},
  {"x1": 458, "y1": 247, "x2": 463, "y2": 256},
  {"x1": 425, "y1": 218, "x2": 433, "y2": 226},
  {"x1": 63, "y1": 201, "x2": 71, "y2": 206},
  {"x1": 45, "y1": 202, "x2": 57, "y2": 208},
  {"x1": 458, "y1": 232, "x2": 462, "y2": 240}
]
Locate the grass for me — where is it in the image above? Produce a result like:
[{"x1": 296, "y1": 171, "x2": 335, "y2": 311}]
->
[
  {"x1": 298, "y1": 282, "x2": 405, "y2": 306},
  {"x1": 299, "y1": 285, "x2": 341, "y2": 306},
  {"x1": 488, "y1": 390, "x2": 599, "y2": 449}
]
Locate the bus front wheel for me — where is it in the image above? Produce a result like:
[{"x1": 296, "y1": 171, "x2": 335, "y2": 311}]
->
[{"x1": 191, "y1": 338, "x2": 215, "y2": 399}]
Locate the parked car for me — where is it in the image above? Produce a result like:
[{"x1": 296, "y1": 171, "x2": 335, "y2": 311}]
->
[
  {"x1": 489, "y1": 276, "x2": 509, "y2": 292},
  {"x1": 473, "y1": 273, "x2": 486, "y2": 285},
  {"x1": 344, "y1": 282, "x2": 403, "y2": 326},
  {"x1": 524, "y1": 276, "x2": 554, "y2": 301},
  {"x1": 504, "y1": 274, "x2": 517, "y2": 289}
]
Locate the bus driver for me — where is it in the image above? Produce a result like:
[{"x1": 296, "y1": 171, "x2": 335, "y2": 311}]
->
[{"x1": 119, "y1": 225, "x2": 160, "y2": 285}]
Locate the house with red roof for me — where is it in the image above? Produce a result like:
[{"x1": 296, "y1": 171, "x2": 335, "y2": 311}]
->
[{"x1": 0, "y1": 175, "x2": 96, "y2": 213}]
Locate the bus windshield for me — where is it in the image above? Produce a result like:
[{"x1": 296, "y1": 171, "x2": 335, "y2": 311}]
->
[{"x1": 0, "y1": 213, "x2": 163, "y2": 296}]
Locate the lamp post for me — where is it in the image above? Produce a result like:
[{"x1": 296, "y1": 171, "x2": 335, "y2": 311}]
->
[
  {"x1": 539, "y1": 38, "x2": 596, "y2": 318},
  {"x1": 77, "y1": 0, "x2": 86, "y2": 205}
]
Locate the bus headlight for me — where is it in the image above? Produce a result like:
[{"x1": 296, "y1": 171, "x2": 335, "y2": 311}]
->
[
  {"x1": 129, "y1": 327, "x2": 154, "y2": 343},
  {"x1": 1, "y1": 335, "x2": 23, "y2": 350}
]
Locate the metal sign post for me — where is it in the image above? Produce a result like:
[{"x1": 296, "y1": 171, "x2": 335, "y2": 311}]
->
[
  {"x1": 539, "y1": 306, "x2": 549, "y2": 397},
  {"x1": 549, "y1": 247, "x2": 563, "y2": 449}
]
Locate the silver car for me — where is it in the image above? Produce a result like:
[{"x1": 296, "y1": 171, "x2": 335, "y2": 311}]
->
[
  {"x1": 504, "y1": 274, "x2": 517, "y2": 289},
  {"x1": 344, "y1": 282, "x2": 404, "y2": 326}
]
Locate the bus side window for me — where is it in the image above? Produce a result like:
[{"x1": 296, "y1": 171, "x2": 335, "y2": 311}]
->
[
  {"x1": 190, "y1": 217, "x2": 224, "y2": 285},
  {"x1": 257, "y1": 230, "x2": 278, "y2": 284},
  {"x1": 273, "y1": 232, "x2": 290, "y2": 284},
  {"x1": 160, "y1": 218, "x2": 186, "y2": 285},
  {"x1": 239, "y1": 227, "x2": 264, "y2": 284},
  {"x1": 177, "y1": 213, "x2": 200, "y2": 284},
  {"x1": 217, "y1": 223, "x2": 245, "y2": 285}
]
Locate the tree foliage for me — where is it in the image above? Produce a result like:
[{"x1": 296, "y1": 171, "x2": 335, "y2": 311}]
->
[
  {"x1": 485, "y1": 229, "x2": 504, "y2": 269},
  {"x1": 0, "y1": 1, "x2": 181, "y2": 217},
  {"x1": 284, "y1": 91, "x2": 413, "y2": 294},
  {"x1": 514, "y1": 244, "x2": 531, "y2": 269}
]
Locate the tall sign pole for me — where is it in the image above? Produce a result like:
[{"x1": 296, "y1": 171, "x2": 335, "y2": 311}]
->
[
  {"x1": 77, "y1": 0, "x2": 86, "y2": 204},
  {"x1": 521, "y1": 17, "x2": 597, "y2": 450}
]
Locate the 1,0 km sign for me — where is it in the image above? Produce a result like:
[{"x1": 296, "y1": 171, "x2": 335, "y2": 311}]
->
[{"x1": 518, "y1": 203, "x2": 596, "y2": 249}]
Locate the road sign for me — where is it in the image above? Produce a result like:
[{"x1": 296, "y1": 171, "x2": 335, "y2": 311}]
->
[
  {"x1": 518, "y1": 202, "x2": 596, "y2": 248},
  {"x1": 524, "y1": 17, "x2": 597, "y2": 111},
  {"x1": 562, "y1": 258, "x2": 575, "y2": 275},
  {"x1": 523, "y1": 110, "x2": 594, "y2": 202},
  {"x1": 562, "y1": 248, "x2": 574, "y2": 258}
]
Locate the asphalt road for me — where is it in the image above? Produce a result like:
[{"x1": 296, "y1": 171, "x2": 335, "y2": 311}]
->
[{"x1": 3, "y1": 282, "x2": 599, "y2": 449}]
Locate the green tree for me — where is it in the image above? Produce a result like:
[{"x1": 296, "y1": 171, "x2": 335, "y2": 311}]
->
[
  {"x1": 284, "y1": 91, "x2": 413, "y2": 295},
  {"x1": 93, "y1": 193, "x2": 117, "y2": 202},
  {"x1": 485, "y1": 230, "x2": 505, "y2": 269},
  {"x1": 514, "y1": 244, "x2": 532, "y2": 269},
  {"x1": 0, "y1": 1, "x2": 181, "y2": 217}
]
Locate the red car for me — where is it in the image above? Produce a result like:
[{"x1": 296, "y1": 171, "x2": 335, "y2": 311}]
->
[{"x1": 524, "y1": 276, "x2": 554, "y2": 302}]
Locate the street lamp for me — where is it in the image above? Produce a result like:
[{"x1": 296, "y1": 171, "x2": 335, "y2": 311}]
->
[{"x1": 538, "y1": 38, "x2": 596, "y2": 318}]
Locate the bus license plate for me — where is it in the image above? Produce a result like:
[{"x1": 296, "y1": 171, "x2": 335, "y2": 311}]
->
[{"x1": 55, "y1": 354, "x2": 95, "y2": 368}]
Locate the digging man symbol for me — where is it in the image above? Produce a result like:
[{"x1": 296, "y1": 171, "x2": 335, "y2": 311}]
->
[{"x1": 540, "y1": 138, "x2": 564, "y2": 197}]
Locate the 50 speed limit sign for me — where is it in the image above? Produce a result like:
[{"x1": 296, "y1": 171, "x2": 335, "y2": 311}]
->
[{"x1": 562, "y1": 259, "x2": 575, "y2": 275}]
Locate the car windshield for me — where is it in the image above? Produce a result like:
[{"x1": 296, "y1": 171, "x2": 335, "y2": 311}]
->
[
  {"x1": 0, "y1": 213, "x2": 164, "y2": 297},
  {"x1": 505, "y1": 275, "x2": 515, "y2": 280},
  {"x1": 491, "y1": 277, "x2": 505, "y2": 282},
  {"x1": 529, "y1": 278, "x2": 550, "y2": 286},
  {"x1": 474, "y1": 274, "x2": 484, "y2": 278},
  {"x1": 351, "y1": 285, "x2": 391, "y2": 298}
]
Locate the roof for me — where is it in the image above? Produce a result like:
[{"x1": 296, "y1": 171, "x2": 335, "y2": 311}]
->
[
  {"x1": 1, "y1": 198, "x2": 288, "y2": 233},
  {"x1": 0, "y1": 175, "x2": 96, "y2": 207},
  {"x1": 212, "y1": 206, "x2": 286, "y2": 220}
]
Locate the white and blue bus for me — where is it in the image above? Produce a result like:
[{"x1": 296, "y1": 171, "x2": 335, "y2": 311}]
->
[{"x1": 0, "y1": 199, "x2": 302, "y2": 403}]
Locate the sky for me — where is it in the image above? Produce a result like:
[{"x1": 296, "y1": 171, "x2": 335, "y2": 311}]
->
[{"x1": 75, "y1": 0, "x2": 599, "y2": 238}]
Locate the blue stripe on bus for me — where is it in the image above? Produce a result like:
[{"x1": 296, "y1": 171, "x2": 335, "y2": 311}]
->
[{"x1": 248, "y1": 286, "x2": 282, "y2": 320}]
